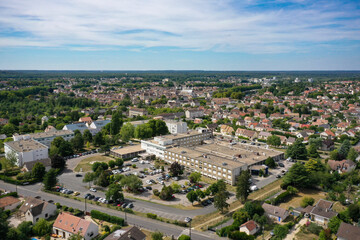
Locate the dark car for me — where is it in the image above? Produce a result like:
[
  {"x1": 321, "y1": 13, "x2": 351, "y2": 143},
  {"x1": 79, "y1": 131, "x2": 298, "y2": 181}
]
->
[
  {"x1": 121, "y1": 203, "x2": 128, "y2": 208},
  {"x1": 276, "y1": 175, "x2": 282, "y2": 178},
  {"x1": 278, "y1": 163, "x2": 285, "y2": 167},
  {"x1": 146, "y1": 186, "x2": 152, "y2": 190},
  {"x1": 75, "y1": 174, "x2": 82, "y2": 177},
  {"x1": 206, "y1": 199, "x2": 212, "y2": 205},
  {"x1": 94, "y1": 197, "x2": 100, "y2": 201},
  {"x1": 201, "y1": 201, "x2": 208, "y2": 206}
]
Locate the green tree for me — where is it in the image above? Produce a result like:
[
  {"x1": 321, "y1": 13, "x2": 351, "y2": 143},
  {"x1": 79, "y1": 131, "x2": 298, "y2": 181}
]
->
[
  {"x1": 319, "y1": 229, "x2": 332, "y2": 240},
  {"x1": 71, "y1": 133, "x2": 84, "y2": 151},
  {"x1": 328, "y1": 216, "x2": 342, "y2": 233},
  {"x1": 68, "y1": 232, "x2": 83, "y2": 240},
  {"x1": 285, "y1": 138, "x2": 308, "y2": 160},
  {"x1": 265, "y1": 157, "x2": 276, "y2": 168},
  {"x1": 4, "y1": 150, "x2": 17, "y2": 169},
  {"x1": 233, "y1": 209, "x2": 250, "y2": 224},
  {"x1": 17, "y1": 221, "x2": 33, "y2": 238},
  {"x1": 120, "y1": 175, "x2": 143, "y2": 193},
  {"x1": 106, "y1": 184, "x2": 124, "y2": 202},
  {"x1": 189, "y1": 172, "x2": 201, "y2": 184},
  {"x1": 83, "y1": 172, "x2": 97, "y2": 187},
  {"x1": 159, "y1": 186, "x2": 174, "y2": 200},
  {"x1": 186, "y1": 191, "x2": 198, "y2": 205},
  {"x1": 214, "y1": 179, "x2": 230, "y2": 213},
  {"x1": 32, "y1": 162, "x2": 46, "y2": 180},
  {"x1": 0, "y1": 208, "x2": 10, "y2": 237},
  {"x1": 301, "y1": 197, "x2": 315, "y2": 208},
  {"x1": 304, "y1": 158, "x2": 324, "y2": 172},
  {"x1": 338, "y1": 139, "x2": 351, "y2": 159},
  {"x1": 96, "y1": 171, "x2": 110, "y2": 187},
  {"x1": 43, "y1": 168, "x2": 57, "y2": 190},
  {"x1": 33, "y1": 218, "x2": 52, "y2": 236},
  {"x1": 283, "y1": 162, "x2": 312, "y2": 188},
  {"x1": 178, "y1": 235, "x2": 191, "y2": 240},
  {"x1": 348, "y1": 203, "x2": 360, "y2": 222},
  {"x1": 50, "y1": 154, "x2": 66, "y2": 169},
  {"x1": 229, "y1": 231, "x2": 254, "y2": 240},
  {"x1": 151, "y1": 231, "x2": 163, "y2": 240},
  {"x1": 120, "y1": 123, "x2": 135, "y2": 142},
  {"x1": 330, "y1": 149, "x2": 339, "y2": 160},
  {"x1": 347, "y1": 148, "x2": 358, "y2": 161},
  {"x1": 244, "y1": 201, "x2": 264, "y2": 217},
  {"x1": 169, "y1": 162, "x2": 183, "y2": 177},
  {"x1": 108, "y1": 160, "x2": 116, "y2": 169},
  {"x1": 236, "y1": 170, "x2": 251, "y2": 203},
  {"x1": 93, "y1": 132, "x2": 105, "y2": 146},
  {"x1": 308, "y1": 144, "x2": 320, "y2": 158},
  {"x1": 273, "y1": 225, "x2": 289, "y2": 239},
  {"x1": 115, "y1": 158, "x2": 124, "y2": 168},
  {"x1": 267, "y1": 135, "x2": 281, "y2": 147},
  {"x1": 134, "y1": 124, "x2": 153, "y2": 139},
  {"x1": 83, "y1": 129, "x2": 93, "y2": 143},
  {"x1": 6, "y1": 228, "x2": 22, "y2": 240},
  {"x1": 110, "y1": 112, "x2": 123, "y2": 136}
]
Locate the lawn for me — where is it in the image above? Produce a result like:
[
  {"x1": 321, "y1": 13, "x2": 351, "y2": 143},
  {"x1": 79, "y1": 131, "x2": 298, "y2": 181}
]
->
[
  {"x1": 74, "y1": 155, "x2": 115, "y2": 172},
  {"x1": 278, "y1": 188, "x2": 326, "y2": 210},
  {"x1": 295, "y1": 229, "x2": 319, "y2": 240}
]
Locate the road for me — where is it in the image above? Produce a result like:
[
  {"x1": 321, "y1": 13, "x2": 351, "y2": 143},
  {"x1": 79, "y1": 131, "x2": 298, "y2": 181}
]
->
[{"x1": 0, "y1": 180, "x2": 220, "y2": 240}]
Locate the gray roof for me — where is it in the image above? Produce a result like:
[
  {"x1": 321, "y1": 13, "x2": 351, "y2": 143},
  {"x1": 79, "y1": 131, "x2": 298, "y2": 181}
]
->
[
  {"x1": 336, "y1": 222, "x2": 360, "y2": 240},
  {"x1": 63, "y1": 123, "x2": 88, "y2": 131},
  {"x1": 104, "y1": 226, "x2": 146, "y2": 240},
  {"x1": 19, "y1": 197, "x2": 53, "y2": 217},
  {"x1": 262, "y1": 203, "x2": 289, "y2": 219}
]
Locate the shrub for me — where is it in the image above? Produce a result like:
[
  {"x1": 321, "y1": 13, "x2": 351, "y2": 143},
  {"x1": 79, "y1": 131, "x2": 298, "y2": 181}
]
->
[
  {"x1": 55, "y1": 203, "x2": 62, "y2": 209},
  {"x1": 178, "y1": 235, "x2": 191, "y2": 240},
  {"x1": 301, "y1": 197, "x2": 315, "y2": 208},
  {"x1": 146, "y1": 213, "x2": 157, "y2": 219},
  {"x1": 68, "y1": 207, "x2": 74, "y2": 212},
  {"x1": 62, "y1": 206, "x2": 68, "y2": 211},
  {"x1": 0, "y1": 191, "x2": 18, "y2": 199},
  {"x1": 307, "y1": 222, "x2": 323, "y2": 235},
  {"x1": 91, "y1": 210, "x2": 124, "y2": 226},
  {"x1": 153, "y1": 189, "x2": 160, "y2": 196}
]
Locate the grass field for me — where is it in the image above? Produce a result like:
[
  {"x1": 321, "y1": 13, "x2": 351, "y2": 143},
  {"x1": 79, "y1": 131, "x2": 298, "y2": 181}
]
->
[
  {"x1": 279, "y1": 188, "x2": 326, "y2": 210},
  {"x1": 74, "y1": 155, "x2": 114, "y2": 172},
  {"x1": 295, "y1": 229, "x2": 319, "y2": 240}
]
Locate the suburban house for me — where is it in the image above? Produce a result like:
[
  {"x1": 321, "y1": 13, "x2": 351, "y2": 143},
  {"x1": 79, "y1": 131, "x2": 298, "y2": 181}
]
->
[
  {"x1": 79, "y1": 117, "x2": 93, "y2": 125},
  {"x1": 262, "y1": 203, "x2": 289, "y2": 222},
  {"x1": 104, "y1": 226, "x2": 146, "y2": 240},
  {"x1": 53, "y1": 212, "x2": 99, "y2": 240},
  {"x1": 320, "y1": 130, "x2": 335, "y2": 139},
  {"x1": 129, "y1": 107, "x2": 148, "y2": 117},
  {"x1": 258, "y1": 131, "x2": 272, "y2": 140},
  {"x1": 63, "y1": 123, "x2": 90, "y2": 134},
  {"x1": 185, "y1": 109, "x2": 204, "y2": 119},
  {"x1": 336, "y1": 222, "x2": 360, "y2": 240},
  {"x1": 220, "y1": 125, "x2": 234, "y2": 136},
  {"x1": 87, "y1": 120, "x2": 111, "y2": 135},
  {"x1": 239, "y1": 220, "x2": 260, "y2": 235},
  {"x1": 310, "y1": 199, "x2": 338, "y2": 226},
  {"x1": 0, "y1": 196, "x2": 21, "y2": 211},
  {"x1": 327, "y1": 159, "x2": 356, "y2": 173},
  {"x1": 4, "y1": 139, "x2": 49, "y2": 167},
  {"x1": 18, "y1": 197, "x2": 57, "y2": 223},
  {"x1": 235, "y1": 129, "x2": 258, "y2": 140},
  {"x1": 321, "y1": 139, "x2": 335, "y2": 151}
]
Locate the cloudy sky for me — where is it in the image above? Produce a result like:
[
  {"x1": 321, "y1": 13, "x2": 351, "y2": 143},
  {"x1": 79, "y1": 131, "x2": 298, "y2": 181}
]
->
[{"x1": 0, "y1": 0, "x2": 359, "y2": 70}]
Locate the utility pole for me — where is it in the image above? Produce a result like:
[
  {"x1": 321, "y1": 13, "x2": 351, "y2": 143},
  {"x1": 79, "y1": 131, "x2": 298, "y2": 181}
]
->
[{"x1": 85, "y1": 197, "x2": 87, "y2": 213}]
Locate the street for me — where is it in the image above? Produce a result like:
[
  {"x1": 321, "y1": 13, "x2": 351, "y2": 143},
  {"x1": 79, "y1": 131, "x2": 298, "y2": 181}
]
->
[{"x1": 0, "y1": 180, "x2": 220, "y2": 240}]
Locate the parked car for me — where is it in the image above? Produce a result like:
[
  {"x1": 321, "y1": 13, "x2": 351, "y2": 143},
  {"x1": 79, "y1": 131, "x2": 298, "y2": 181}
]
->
[
  {"x1": 146, "y1": 186, "x2": 152, "y2": 190},
  {"x1": 90, "y1": 188, "x2": 97, "y2": 192},
  {"x1": 75, "y1": 174, "x2": 82, "y2": 177},
  {"x1": 127, "y1": 203, "x2": 134, "y2": 208},
  {"x1": 73, "y1": 191, "x2": 80, "y2": 196},
  {"x1": 250, "y1": 185, "x2": 258, "y2": 191},
  {"x1": 278, "y1": 163, "x2": 285, "y2": 167}
]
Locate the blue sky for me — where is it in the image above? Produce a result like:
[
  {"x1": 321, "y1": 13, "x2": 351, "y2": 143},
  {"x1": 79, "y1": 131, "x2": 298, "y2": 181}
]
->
[{"x1": 0, "y1": 0, "x2": 359, "y2": 70}]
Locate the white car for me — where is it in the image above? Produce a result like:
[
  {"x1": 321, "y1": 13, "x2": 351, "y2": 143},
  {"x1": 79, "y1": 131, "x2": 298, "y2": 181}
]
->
[
  {"x1": 90, "y1": 188, "x2": 97, "y2": 192},
  {"x1": 146, "y1": 180, "x2": 152, "y2": 185},
  {"x1": 250, "y1": 185, "x2": 258, "y2": 191}
]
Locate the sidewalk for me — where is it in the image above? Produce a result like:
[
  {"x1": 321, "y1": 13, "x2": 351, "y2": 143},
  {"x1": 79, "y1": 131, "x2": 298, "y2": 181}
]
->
[{"x1": 284, "y1": 218, "x2": 308, "y2": 240}]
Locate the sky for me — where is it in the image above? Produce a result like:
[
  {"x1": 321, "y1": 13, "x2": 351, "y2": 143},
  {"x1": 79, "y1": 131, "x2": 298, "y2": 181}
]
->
[{"x1": 0, "y1": 0, "x2": 359, "y2": 70}]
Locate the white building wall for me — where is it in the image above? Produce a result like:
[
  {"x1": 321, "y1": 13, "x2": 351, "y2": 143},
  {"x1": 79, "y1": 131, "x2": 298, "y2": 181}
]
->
[{"x1": 165, "y1": 121, "x2": 187, "y2": 134}]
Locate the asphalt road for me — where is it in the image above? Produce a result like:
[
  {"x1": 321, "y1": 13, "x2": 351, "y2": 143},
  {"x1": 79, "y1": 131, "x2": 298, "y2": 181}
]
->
[{"x1": 0, "y1": 180, "x2": 220, "y2": 240}]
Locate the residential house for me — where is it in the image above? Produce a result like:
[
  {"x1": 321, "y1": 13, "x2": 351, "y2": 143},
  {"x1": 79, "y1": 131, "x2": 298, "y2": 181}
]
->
[
  {"x1": 63, "y1": 123, "x2": 89, "y2": 134},
  {"x1": 336, "y1": 222, "x2": 360, "y2": 240},
  {"x1": 262, "y1": 203, "x2": 289, "y2": 222},
  {"x1": 328, "y1": 159, "x2": 356, "y2": 173},
  {"x1": 258, "y1": 131, "x2": 272, "y2": 140},
  {"x1": 0, "y1": 118, "x2": 9, "y2": 125},
  {"x1": 310, "y1": 199, "x2": 338, "y2": 226},
  {"x1": 220, "y1": 125, "x2": 234, "y2": 136},
  {"x1": 87, "y1": 120, "x2": 111, "y2": 135},
  {"x1": 235, "y1": 129, "x2": 258, "y2": 140},
  {"x1": 18, "y1": 197, "x2": 57, "y2": 223},
  {"x1": 129, "y1": 107, "x2": 148, "y2": 117},
  {"x1": 185, "y1": 109, "x2": 204, "y2": 119},
  {"x1": 286, "y1": 137, "x2": 296, "y2": 146},
  {"x1": 0, "y1": 196, "x2": 21, "y2": 211},
  {"x1": 337, "y1": 122, "x2": 350, "y2": 131},
  {"x1": 79, "y1": 117, "x2": 93, "y2": 125},
  {"x1": 239, "y1": 220, "x2": 260, "y2": 235},
  {"x1": 320, "y1": 130, "x2": 335, "y2": 139},
  {"x1": 104, "y1": 226, "x2": 146, "y2": 240},
  {"x1": 321, "y1": 139, "x2": 334, "y2": 151},
  {"x1": 53, "y1": 212, "x2": 99, "y2": 240}
]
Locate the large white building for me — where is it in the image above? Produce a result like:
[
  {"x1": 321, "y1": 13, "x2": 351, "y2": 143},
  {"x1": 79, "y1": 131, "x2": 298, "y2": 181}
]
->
[
  {"x1": 165, "y1": 120, "x2": 187, "y2": 134},
  {"x1": 13, "y1": 130, "x2": 74, "y2": 147},
  {"x1": 141, "y1": 129, "x2": 212, "y2": 159},
  {"x1": 185, "y1": 109, "x2": 204, "y2": 119},
  {"x1": 4, "y1": 139, "x2": 49, "y2": 167}
]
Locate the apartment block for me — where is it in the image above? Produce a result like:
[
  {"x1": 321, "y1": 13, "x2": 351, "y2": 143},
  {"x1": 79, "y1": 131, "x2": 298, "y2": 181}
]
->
[{"x1": 13, "y1": 130, "x2": 74, "y2": 147}]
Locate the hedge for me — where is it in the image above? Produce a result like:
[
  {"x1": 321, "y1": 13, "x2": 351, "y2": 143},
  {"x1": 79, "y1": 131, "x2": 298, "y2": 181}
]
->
[
  {"x1": 0, "y1": 191, "x2": 18, "y2": 199},
  {"x1": 273, "y1": 191, "x2": 292, "y2": 205},
  {"x1": 146, "y1": 213, "x2": 157, "y2": 219},
  {"x1": 91, "y1": 210, "x2": 124, "y2": 226},
  {"x1": 0, "y1": 174, "x2": 39, "y2": 185}
]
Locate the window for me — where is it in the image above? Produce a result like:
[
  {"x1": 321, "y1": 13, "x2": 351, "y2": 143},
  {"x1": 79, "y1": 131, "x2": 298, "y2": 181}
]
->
[{"x1": 45, "y1": 213, "x2": 48, "y2": 218}]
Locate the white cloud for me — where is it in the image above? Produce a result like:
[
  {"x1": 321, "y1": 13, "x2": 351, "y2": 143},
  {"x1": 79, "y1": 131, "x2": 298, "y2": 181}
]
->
[{"x1": 0, "y1": 0, "x2": 359, "y2": 53}]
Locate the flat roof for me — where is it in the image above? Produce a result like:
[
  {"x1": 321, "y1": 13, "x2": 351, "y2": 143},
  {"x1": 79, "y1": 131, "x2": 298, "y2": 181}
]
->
[
  {"x1": 6, "y1": 139, "x2": 48, "y2": 152},
  {"x1": 30, "y1": 130, "x2": 74, "y2": 139},
  {"x1": 157, "y1": 130, "x2": 206, "y2": 141},
  {"x1": 166, "y1": 142, "x2": 283, "y2": 169},
  {"x1": 111, "y1": 144, "x2": 144, "y2": 155}
]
